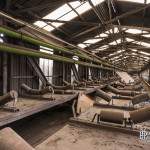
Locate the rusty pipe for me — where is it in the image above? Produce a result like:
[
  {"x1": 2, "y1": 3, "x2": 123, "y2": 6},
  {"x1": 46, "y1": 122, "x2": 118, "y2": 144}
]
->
[
  {"x1": 63, "y1": 80, "x2": 71, "y2": 86},
  {"x1": 73, "y1": 79, "x2": 86, "y2": 87},
  {"x1": 131, "y1": 93, "x2": 150, "y2": 105},
  {"x1": 96, "y1": 89, "x2": 111, "y2": 103},
  {"x1": 112, "y1": 95, "x2": 132, "y2": 100},
  {"x1": 119, "y1": 84, "x2": 143, "y2": 91},
  {"x1": 107, "y1": 85, "x2": 140, "y2": 96},
  {"x1": 50, "y1": 83, "x2": 73, "y2": 90},
  {"x1": 0, "y1": 90, "x2": 18, "y2": 106},
  {"x1": 21, "y1": 83, "x2": 52, "y2": 95},
  {"x1": 100, "y1": 110, "x2": 124, "y2": 124},
  {"x1": 129, "y1": 106, "x2": 150, "y2": 124},
  {"x1": 113, "y1": 81, "x2": 125, "y2": 88}
]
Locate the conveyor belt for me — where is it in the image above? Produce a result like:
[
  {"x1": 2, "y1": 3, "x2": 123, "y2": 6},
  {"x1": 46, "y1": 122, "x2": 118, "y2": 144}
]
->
[
  {"x1": 69, "y1": 118, "x2": 139, "y2": 136},
  {"x1": 0, "y1": 94, "x2": 78, "y2": 127}
]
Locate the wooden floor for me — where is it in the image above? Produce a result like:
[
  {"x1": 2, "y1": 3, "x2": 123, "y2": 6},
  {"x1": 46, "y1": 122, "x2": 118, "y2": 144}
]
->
[{"x1": 0, "y1": 93, "x2": 78, "y2": 127}]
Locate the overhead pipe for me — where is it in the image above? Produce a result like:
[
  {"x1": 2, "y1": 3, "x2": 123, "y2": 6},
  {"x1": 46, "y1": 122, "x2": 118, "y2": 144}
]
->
[
  {"x1": 0, "y1": 43, "x2": 113, "y2": 70},
  {"x1": 0, "y1": 26, "x2": 124, "y2": 71},
  {"x1": 0, "y1": 10, "x2": 124, "y2": 70}
]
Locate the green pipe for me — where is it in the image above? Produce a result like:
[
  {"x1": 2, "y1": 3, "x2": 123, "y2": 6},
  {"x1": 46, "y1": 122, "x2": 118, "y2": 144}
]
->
[
  {"x1": 0, "y1": 26, "x2": 119, "y2": 70},
  {"x1": 0, "y1": 43, "x2": 113, "y2": 70},
  {"x1": 0, "y1": 11, "x2": 119, "y2": 69}
]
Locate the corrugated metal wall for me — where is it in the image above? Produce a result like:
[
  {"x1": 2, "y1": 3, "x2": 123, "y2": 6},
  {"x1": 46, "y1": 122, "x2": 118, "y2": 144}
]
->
[
  {"x1": 9, "y1": 54, "x2": 39, "y2": 95},
  {"x1": 0, "y1": 34, "x2": 39, "y2": 95}
]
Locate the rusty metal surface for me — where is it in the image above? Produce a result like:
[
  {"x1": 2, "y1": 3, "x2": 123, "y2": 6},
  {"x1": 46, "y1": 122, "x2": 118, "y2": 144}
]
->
[
  {"x1": 94, "y1": 102, "x2": 136, "y2": 111},
  {"x1": 21, "y1": 83, "x2": 51, "y2": 95},
  {"x1": 107, "y1": 85, "x2": 141, "y2": 96},
  {"x1": 131, "y1": 93, "x2": 150, "y2": 105},
  {"x1": 112, "y1": 95, "x2": 132, "y2": 100},
  {"x1": 96, "y1": 89, "x2": 111, "y2": 102},
  {"x1": 69, "y1": 118, "x2": 139, "y2": 136},
  {"x1": 0, "y1": 127, "x2": 34, "y2": 150},
  {"x1": 119, "y1": 84, "x2": 143, "y2": 91},
  {"x1": 77, "y1": 93, "x2": 94, "y2": 114},
  {"x1": 129, "y1": 106, "x2": 150, "y2": 124},
  {"x1": 100, "y1": 110, "x2": 124, "y2": 124}
]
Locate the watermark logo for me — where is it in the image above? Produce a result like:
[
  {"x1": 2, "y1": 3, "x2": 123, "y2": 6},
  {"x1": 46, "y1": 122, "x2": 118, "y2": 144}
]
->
[{"x1": 139, "y1": 129, "x2": 150, "y2": 141}]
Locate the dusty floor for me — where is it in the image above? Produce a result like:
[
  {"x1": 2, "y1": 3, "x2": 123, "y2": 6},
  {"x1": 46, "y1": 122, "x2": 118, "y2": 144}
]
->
[{"x1": 36, "y1": 124, "x2": 150, "y2": 150}]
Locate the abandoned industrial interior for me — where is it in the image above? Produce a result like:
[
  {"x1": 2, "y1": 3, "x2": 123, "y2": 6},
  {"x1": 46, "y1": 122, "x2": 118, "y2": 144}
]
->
[{"x1": 0, "y1": 0, "x2": 150, "y2": 149}]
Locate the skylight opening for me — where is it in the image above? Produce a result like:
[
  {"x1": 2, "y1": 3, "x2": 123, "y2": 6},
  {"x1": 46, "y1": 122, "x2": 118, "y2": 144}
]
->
[
  {"x1": 44, "y1": 4, "x2": 71, "y2": 20},
  {"x1": 34, "y1": 21, "x2": 47, "y2": 28},
  {"x1": 34, "y1": 0, "x2": 104, "y2": 32},
  {"x1": 111, "y1": 56, "x2": 120, "y2": 60},
  {"x1": 78, "y1": 43, "x2": 87, "y2": 48},
  {"x1": 69, "y1": 1, "x2": 82, "y2": 8},
  {"x1": 140, "y1": 51, "x2": 150, "y2": 56},
  {"x1": 105, "y1": 27, "x2": 119, "y2": 34},
  {"x1": 97, "y1": 45, "x2": 109, "y2": 51},
  {"x1": 130, "y1": 49, "x2": 137, "y2": 52},
  {"x1": 140, "y1": 42, "x2": 150, "y2": 47},
  {"x1": 109, "y1": 39, "x2": 121, "y2": 45},
  {"x1": 130, "y1": 52, "x2": 138, "y2": 55},
  {"x1": 75, "y1": 2, "x2": 91, "y2": 14},
  {"x1": 109, "y1": 50, "x2": 125, "y2": 57},
  {"x1": 99, "y1": 33, "x2": 108, "y2": 38},
  {"x1": 91, "y1": 0, "x2": 105, "y2": 5},
  {"x1": 125, "y1": 29, "x2": 148, "y2": 34},
  {"x1": 43, "y1": 25, "x2": 54, "y2": 32},
  {"x1": 126, "y1": 38, "x2": 134, "y2": 42},
  {"x1": 118, "y1": 0, "x2": 145, "y2": 4},
  {"x1": 142, "y1": 34, "x2": 150, "y2": 38},
  {"x1": 60, "y1": 11, "x2": 77, "y2": 21},
  {"x1": 83, "y1": 38, "x2": 102, "y2": 44},
  {"x1": 117, "y1": 50, "x2": 125, "y2": 53}
]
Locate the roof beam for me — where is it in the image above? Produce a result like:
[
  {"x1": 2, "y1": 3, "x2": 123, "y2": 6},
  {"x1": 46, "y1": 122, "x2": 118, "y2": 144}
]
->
[
  {"x1": 41, "y1": 18, "x2": 99, "y2": 26},
  {"x1": 113, "y1": 24, "x2": 150, "y2": 32},
  {"x1": 14, "y1": 0, "x2": 77, "y2": 13},
  {"x1": 86, "y1": 32, "x2": 122, "y2": 50}
]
